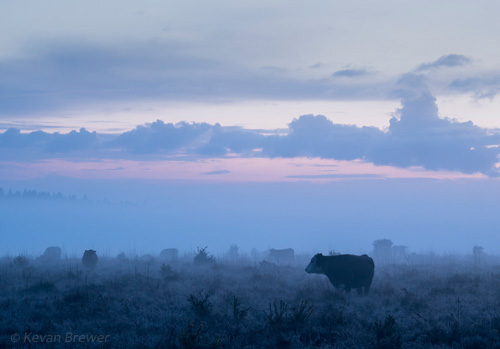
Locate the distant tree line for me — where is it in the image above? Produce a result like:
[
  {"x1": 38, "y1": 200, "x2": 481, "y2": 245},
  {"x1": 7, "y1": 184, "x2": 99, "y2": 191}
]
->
[{"x1": 0, "y1": 188, "x2": 87, "y2": 202}]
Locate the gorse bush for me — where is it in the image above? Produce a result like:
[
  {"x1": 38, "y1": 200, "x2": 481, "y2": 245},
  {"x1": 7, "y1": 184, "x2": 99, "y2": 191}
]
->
[
  {"x1": 373, "y1": 315, "x2": 401, "y2": 349},
  {"x1": 290, "y1": 300, "x2": 313, "y2": 328},
  {"x1": 193, "y1": 247, "x2": 216, "y2": 266},
  {"x1": 231, "y1": 295, "x2": 250, "y2": 320},
  {"x1": 264, "y1": 300, "x2": 313, "y2": 332},
  {"x1": 188, "y1": 291, "x2": 214, "y2": 317},
  {"x1": 264, "y1": 300, "x2": 289, "y2": 326},
  {"x1": 13, "y1": 255, "x2": 29, "y2": 268},
  {"x1": 178, "y1": 322, "x2": 205, "y2": 347}
]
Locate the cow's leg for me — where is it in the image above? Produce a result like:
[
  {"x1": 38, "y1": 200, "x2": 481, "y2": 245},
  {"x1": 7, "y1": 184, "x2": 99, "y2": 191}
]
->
[
  {"x1": 344, "y1": 287, "x2": 351, "y2": 294},
  {"x1": 363, "y1": 284, "x2": 371, "y2": 296},
  {"x1": 356, "y1": 288, "x2": 362, "y2": 296}
]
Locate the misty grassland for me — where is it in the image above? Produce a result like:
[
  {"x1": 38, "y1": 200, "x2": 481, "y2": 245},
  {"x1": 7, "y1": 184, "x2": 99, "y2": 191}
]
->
[{"x1": 2, "y1": 252, "x2": 500, "y2": 349}]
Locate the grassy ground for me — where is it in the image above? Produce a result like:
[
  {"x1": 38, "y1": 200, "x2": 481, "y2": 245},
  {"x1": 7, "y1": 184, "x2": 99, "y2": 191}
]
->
[{"x1": 1, "y1": 252, "x2": 500, "y2": 348}]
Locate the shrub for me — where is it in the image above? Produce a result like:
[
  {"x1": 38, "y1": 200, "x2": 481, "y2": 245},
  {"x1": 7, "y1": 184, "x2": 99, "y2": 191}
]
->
[
  {"x1": 13, "y1": 255, "x2": 29, "y2": 268},
  {"x1": 264, "y1": 300, "x2": 289, "y2": 326},
  {"x1": 231, "y1": 295, "x2": 250, "y2": 320},
  {"x1": 290, "y1": 300, "x2": 313, "y2": 328},
  {"x1": 373, "y1": 315, "x2": 401, "y2": 349},
  {"x1": 159, "y1": 264, "x2": 179, "y2": 281},
  {"x1": 178, "y1": 322, "x2": 205, "y2": 347},
  {"x1": 194, "y1": 247, "x2": 216, "y2": 266},
  {"x1": 188, "y1": 291, "x2": 214, "y2": 317}
]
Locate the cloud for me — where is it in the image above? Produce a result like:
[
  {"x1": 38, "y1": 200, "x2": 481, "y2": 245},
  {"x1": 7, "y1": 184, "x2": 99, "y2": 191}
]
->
[
  {"x1": 0, "y1": 127, "x2": 97, "y2": 153},
  {"x1": 262, "y1": 115, "x2": 383, "y2": 161},
  {"x1": 0, "y1": 41, "x2": 395, "y2": 117},
  {"x1": 0, "y1": 40, "x2": 223, "y2": 115},
  {"x1": 110, "y1": 120, "x2": 213, "y2": 154},
  {"x1": 46, "y1": 128, "x2": 97, "y2": 153},
  {"x1": 258, "y1": 74, "x2": 500, "y2": 176},
  {"x1": 198, "y1": 125, "x2": 265, "y2": 156},
  {"x1": 310, "y1": 62, "x2": 324, "y2": 69},
  {"x1": 1, "y1": 74, "x2": 499, "y2": 176},
  {"x1": 201, "y1": 170, "x2": 231, "y2": 175},
  {"x1": 332, "y1": 69, "x2": 371, "y2": 78},
  {"x1": 448, "y1": 75, "x2": 500, "y2": 99},
  {"x1": 367, "y1": 74, "x2": 500, "y2": 175},
  {"x1": 415, "y1": 54, "x2": 471, "y2": 72},
  {"x1": 0, "y1": 49, "x2": 489, "y2": 122},
  {"x1": 0, "y1": 128, "x2": 51, "y2": 148}
]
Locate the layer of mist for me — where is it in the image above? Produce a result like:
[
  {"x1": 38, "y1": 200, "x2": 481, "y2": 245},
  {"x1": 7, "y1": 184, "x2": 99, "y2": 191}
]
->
[{"x1": 1, "y1": 177, "x2": 498, "y2": 256}]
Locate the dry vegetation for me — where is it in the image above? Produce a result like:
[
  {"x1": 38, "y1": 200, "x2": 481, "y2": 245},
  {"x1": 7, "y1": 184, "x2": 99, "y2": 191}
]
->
[{"x1": 1, "y1": 250, "x2": 500, "y2": 348}]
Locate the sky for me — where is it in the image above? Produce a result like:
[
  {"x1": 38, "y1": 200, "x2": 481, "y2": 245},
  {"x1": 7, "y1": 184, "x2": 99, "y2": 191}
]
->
[{"x1": 1, "y1": 1, "x2": 499, "y2": 255}]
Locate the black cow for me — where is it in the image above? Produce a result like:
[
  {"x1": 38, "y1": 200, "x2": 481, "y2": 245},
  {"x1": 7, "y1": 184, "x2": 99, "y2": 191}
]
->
[
  {"x1": 305, "y1": 253, "x2": 374, "y2": 295},
  {"x1": 39, "y1": 246, "x2": 62, "y2": 262},
  {"x1": 269, "y1": 248, "x2": 294, "y2": 265},
  {"x1": 160, "y1": 248, "x2": 179, "y2": 262},
  {"x1": 82, "y1": 250, "x2": 98, "y2": 271}
]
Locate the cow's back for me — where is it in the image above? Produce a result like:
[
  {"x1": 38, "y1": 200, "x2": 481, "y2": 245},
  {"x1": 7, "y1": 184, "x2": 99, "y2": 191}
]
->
[
  {"x1": 160, "y1": 248, "x2": 179, "y2": 261},
  {"x1": 269, "y1": 248, "x2": 294, "y2": 265},
  {"x1": 325, "y1": 254, "x2": 374, "y2": 288}
]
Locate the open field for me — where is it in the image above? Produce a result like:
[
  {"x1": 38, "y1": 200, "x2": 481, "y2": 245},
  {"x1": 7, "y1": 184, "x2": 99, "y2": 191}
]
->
[{"x1": 2, "y1": 251, "x2": 500, "y2": 348}]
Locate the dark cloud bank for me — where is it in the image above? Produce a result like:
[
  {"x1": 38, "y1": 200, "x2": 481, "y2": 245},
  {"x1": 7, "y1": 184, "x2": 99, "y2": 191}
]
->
[
  {"x1": 1, "y1": 41, "x2": 498, "y2": 120},
  {"x1": 1, "y1": 74, "x2": 499, "y2": 176},
  {"x1": 0, "y1": 40, "x2": 389, "y2": 116}
]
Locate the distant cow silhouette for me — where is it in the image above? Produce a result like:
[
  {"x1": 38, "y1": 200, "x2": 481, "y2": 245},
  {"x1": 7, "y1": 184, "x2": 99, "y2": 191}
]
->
[
  {"x1": 305, "y1": 253, "x2": 375, "y2": 295},
  {"x1": 373, "y1": 239, "x2": 393, "y2": 263},
  {"x1": 269, "y1": 248, "x2": 294, "y2": 265},
  {"x1": 82, "y1": 250, "x2": 98, "y2": 271},
  {"x1": 259, "y1": 260, "x2": 279, "y2": 272},
  {"x1": 39, "y1": 246, "x2": 62, "y2": 262},
  {"x1": 160, "y1": 248, "x2": 179, "y2": 262}
]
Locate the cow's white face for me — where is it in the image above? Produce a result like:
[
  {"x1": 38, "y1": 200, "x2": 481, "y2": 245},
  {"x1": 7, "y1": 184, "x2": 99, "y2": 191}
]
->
[{"x1": 305, "y1": 255, "x2": 323, "y2": 274}]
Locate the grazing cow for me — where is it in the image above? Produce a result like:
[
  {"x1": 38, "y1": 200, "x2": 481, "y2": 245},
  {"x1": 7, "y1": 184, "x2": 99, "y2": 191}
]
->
[
  {"x1": 259, "y1": 260, "x2": 279, "y2": 272},
  {"x1": 160, "y1": 248, "x2": 179, "y2": 262},
  {"x1": 40, "y1": 246, "x2": 62, "y2": 261},
  {"x1": 82, "y1": 250, "x2": 98, "y2": 271},
  {"x1": 305, "y1": 253, "x2": 375, "y2": 295},
  {"x1": 269, "y1": 248, "x2": 294, "y2": 265}
]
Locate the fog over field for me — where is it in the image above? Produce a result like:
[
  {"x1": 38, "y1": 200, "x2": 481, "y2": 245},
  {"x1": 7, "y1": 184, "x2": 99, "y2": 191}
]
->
[{"x1": 1, "y1": 177, "x2": 499, "y2": 257}]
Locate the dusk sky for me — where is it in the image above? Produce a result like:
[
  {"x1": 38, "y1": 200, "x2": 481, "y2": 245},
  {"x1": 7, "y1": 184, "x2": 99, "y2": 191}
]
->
[{"x1": 1, "y1": 1, "x2": 499, "y2": 255}]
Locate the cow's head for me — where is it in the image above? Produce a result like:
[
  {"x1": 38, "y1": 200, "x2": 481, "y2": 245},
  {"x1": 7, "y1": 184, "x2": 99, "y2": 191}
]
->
[{"x1": 305, "y1": 253, "x2": 324, "y2": 274}]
